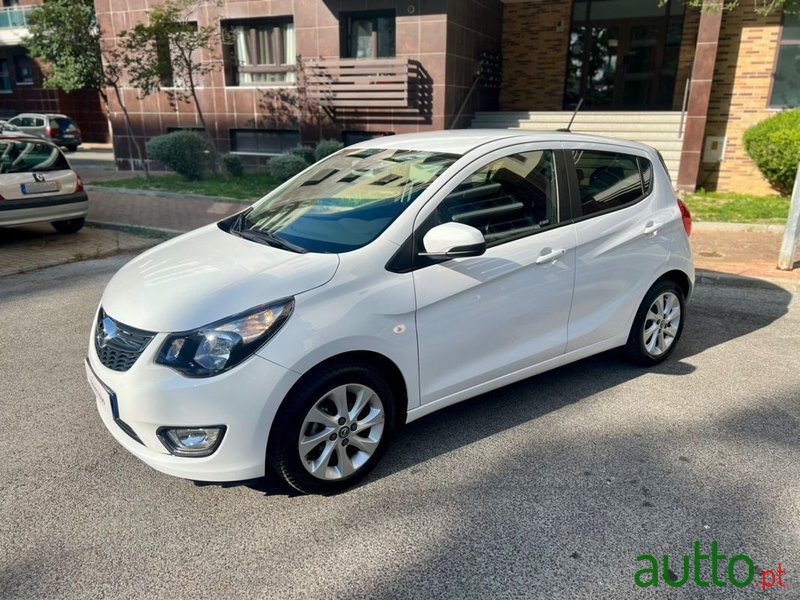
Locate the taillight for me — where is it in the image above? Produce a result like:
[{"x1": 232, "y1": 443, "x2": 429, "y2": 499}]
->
[
  {"x1": 45, "y1": 127, "x2": 52, "y2": 137},
  {"x1": 75, "y1": 174, "x2": 84, "y2": 193},
  {"x1": 677, "y1": 198, "x2": 692, "y2": 237}
]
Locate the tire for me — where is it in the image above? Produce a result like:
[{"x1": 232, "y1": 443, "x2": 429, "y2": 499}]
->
[
  {"x1": 623, "y1": 280, "x2": 685, "y2": 366},
  {"x1": 65, "y1": 145, "x2": 78, "y2": 152},
  {"x1": 51, "y1": 217, "x2": 85, "y2": 234},
  {"x1": 268, "y1": 362, "x2": 396, "y2": 495}
]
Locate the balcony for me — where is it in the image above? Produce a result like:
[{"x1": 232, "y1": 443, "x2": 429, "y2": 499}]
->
[
  {"x1": 0, "y1": 6, "x2": 32, "y2": 29},
  {"x1": 306, "y1": 57, "x2": 423, "y2": 114}
]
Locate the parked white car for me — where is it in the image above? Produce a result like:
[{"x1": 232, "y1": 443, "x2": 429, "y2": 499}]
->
[
  {"x1": 86, "y1": 131, "x2": 694, "y2": 494},
  {"x1": 0, "y1": 136, "x2": 87, "y2": 233}
]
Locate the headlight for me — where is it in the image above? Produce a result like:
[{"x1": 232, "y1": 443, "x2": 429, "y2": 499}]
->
[{"x1": 156, "y1": 298, "x2": 294, "y2": 377}]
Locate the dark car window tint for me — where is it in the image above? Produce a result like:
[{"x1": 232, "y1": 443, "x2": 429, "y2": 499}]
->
[
  {"x1": 55, "y1": 118, "x2": 77, "y2": 132},
  {"x1": 0, "y1": 140, "x2": 70, "y2": 173},
  {"x1": 436, "y1": 150, "x2": 559, "y2": 246},
  {"x1": 573, "y1": 150, "x2": 648, "y2": 217}
]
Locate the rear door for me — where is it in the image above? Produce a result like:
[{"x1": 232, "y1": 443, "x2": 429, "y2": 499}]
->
[
  {"x1": 562, "y1": 143, "x2": 671, "y2": 352},
  {"x1": 411, "y1": 144, "x2": 578, "y2": 404}
]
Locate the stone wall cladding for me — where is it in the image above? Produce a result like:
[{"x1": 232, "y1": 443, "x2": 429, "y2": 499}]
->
[
  {"x1": 95, "y1": 0, "x2": 457, "y2": 168},
  {"x1": 499, "y1": 0, "x2": 571, "y2": 111},
  {"x1": 701, "y1": 5, "x2": 782, "y2": 195}
]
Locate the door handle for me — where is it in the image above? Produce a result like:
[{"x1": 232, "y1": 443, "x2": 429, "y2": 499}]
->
[
  {"x1": 535, "y1": 248, "x2": 566, "y2": 265},
  {"x1": 643, "y1": 221, "x2": 663, "y2": 236}
]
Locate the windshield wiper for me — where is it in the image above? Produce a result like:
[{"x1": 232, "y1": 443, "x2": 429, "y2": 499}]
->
[{"x1": 235, "y1": 228, "x2": 307, "y2": 254}]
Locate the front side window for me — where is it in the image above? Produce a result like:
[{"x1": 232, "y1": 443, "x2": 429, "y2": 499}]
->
[
  {"x1": 0, "y1": 140, "x2": 69, "y2": 174},
  {"x1": 227, "y1": 19, "x2": 296, "y2": 85},
  {"x1": 235, "y1": 148, "x2": 458, "y2": 253},
  {"x1": 771, "y1": 12, "x2": 800, "y2": 107},
  {"x1": 573, "y1": 150, "x2": 652, "y2": 217},
  {"x1": 343, "y1": 12, "x2": 396, "y2": 59},
  {"x1": 435, "y1": 150, "x2": 559, "y2": 246}
]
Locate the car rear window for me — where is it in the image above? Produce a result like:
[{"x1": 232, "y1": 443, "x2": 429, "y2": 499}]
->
[
  {"x1": 0, "y1": 140, "x2": 70, "y2": 173},
  {"x1": 54, "y1": 118, "x2": 78, "y2": 132}
]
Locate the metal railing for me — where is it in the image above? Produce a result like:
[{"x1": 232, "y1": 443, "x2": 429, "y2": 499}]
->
[
  {"x1": 306, "y1": 57, "x2": 417, "y2": 110},
  {"x1": 0, "y1": 6, "x2": 33, "y2": 29}
]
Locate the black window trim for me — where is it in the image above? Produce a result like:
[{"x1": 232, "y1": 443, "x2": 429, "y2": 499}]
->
[
  {"x1": 341, "y1": 10, "x2": 397, "y2": 59},
  {"x1": 563, "y1": 146, "x2": 656, "y2": 225},
  {"x1": 386, "y1": 146, "x2": 574, "y2": 274},
  {"x1": 223, "y1": 17, "x2": 295, "y2": 87}
]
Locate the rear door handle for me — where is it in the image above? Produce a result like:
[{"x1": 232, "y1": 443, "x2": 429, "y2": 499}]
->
[
  {"x1": 643, "y1": 221, "x2": 663, "y2": 236},
  {"x1": 535, "y1": 248, "x2": 566, "y2": 265}
]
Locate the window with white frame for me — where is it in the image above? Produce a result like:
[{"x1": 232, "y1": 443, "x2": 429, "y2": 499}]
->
[{"x1": 227, "y1": 19, "x2": 296, "y2": 85}]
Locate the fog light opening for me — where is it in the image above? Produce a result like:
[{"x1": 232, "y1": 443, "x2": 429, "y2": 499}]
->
[{"x1": 157, "y1": 426, "x2": 226, "y2": 457}]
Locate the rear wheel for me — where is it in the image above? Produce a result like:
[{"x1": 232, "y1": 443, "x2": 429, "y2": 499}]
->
[
  {"x1": 65, "y1": 145, "x2": 78, "y2": 152},
  {"x1": 268, "y1": 362, "x2": 395, "y2": 495},
  {"x1": 624, "y1": 280, "x2": 685, "y2": 366},
  {"x1": 51, "y1": 217, "x2": 85, "y2": 234}
]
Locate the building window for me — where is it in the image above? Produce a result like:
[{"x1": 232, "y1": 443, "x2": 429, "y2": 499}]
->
[
  {"x1": 230, "y1": 129, "x2": 300, "y2": 154},
  {"x1": 343, "y1": 12, "x2": 396, "y2": 59},
  {"x1": 13, "y1": 54, "x2": 33, "y2": 84},
  {"x1": 0, "y1": 60, "x2": 11, "y2": 93},
  {"x1": 565, "y1": 0, "x2": 685, "y2": 110},
  {"x1": 771, "y1": 12, "x2": 800, "y2": 108},
  {"x1": 225, "y1": 19, "x2": 296, "y2": 85}
]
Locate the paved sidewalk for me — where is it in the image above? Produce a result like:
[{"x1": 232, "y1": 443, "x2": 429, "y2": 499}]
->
[{"x1": 84, "y1": 186, "x2": 800, "y2": 283}]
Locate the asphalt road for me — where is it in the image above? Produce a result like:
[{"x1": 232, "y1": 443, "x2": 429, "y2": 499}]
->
[{"x1": 1, "y1": 257, "x2": 798, "y2": 599}]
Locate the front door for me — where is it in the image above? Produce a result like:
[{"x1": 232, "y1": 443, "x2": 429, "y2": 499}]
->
[{"x1": 412, "y1": 145, "x2": 577, "y2": 404}]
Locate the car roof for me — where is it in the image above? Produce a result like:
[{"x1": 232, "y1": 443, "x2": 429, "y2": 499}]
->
[
  {"x1": 351, "y1": 129, "x2": 656, "y2": 156},
  {"x1": 12, "y1": 113, "x2": 68, "y2": 119}
]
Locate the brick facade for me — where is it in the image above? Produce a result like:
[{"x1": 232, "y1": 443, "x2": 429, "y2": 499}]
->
[
  {"x1": 700, "y1": 5, "x2": 782, "y2": 195},
  {"x1": 499, "y1": 0, "x2": 571, "y2": 111},
  {"x1": 97, "y1": 0, "x2": 502, "y2": 169}
]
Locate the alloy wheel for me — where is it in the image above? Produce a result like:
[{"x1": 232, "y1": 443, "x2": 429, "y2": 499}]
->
[
  {"x1": 298, "y1": 383, "x2": 385, "y2": 480},
  {"x1": 642, "y1": 291, "x2": 681, "y2": 357}
]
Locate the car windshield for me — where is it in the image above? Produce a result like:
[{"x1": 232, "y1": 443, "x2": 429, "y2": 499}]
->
[
  {"x1": 238, "y1": 148, "x2": 459, "y2": 253},
  {"x1": 0, "y1": 140, "x2": 69, "y2": 174}
]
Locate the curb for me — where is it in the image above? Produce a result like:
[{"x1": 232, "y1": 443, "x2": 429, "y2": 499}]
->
[
  {"x1": 85, "y1": 185, "x2": 251, "y2": 205},
  {"x1": 86, "y1": 220, "x2": 180, "y2": 238},
  {"x1": 692, "y1": 221, "x2": 786, "y2": 233}
]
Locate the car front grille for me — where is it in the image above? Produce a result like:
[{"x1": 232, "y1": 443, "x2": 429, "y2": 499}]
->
[{"x1": 94, "y1": 309, "x2": 155, "y2": 372}]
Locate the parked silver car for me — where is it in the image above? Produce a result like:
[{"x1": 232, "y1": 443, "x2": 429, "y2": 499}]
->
[
  {"x1": 2, "y1": 113, "x2": 83, "y2": 151},
  {"x1": 0, "y1": 136, "x2": 88, "y2": 233}
]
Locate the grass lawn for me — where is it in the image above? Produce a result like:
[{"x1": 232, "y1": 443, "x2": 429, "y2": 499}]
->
[
  {"x1": 93, "y1": 173, "x2": 280, "y2": 203},
  {"x1": 682, "y1": 191, "x2": 791, "y2": 224}
]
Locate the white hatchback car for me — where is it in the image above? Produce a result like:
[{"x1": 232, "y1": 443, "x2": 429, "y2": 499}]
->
[
  {"x1": 87, "y1": 131, "x2": 693, "y2": 494},
  {"x1": 0, "y1": 136, "x2": 87, "y2": 233}
]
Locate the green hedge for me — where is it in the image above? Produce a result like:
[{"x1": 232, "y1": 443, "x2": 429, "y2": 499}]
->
[
  {"x1": 146, "y1": 131, "x2": 211, "y2": 181},
  {"x1": 315, "y1": 139, "x2": 344, "y2": 162},
  {"x1": 268, "y1": 153, "x2": 309, "y2": 182},
  {"x1": 743, "y1": 109, "x2": 800, "y2": 196}
]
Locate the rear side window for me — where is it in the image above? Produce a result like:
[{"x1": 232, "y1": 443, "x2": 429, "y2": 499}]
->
[
  {"x1": 0, "y1": 140, "x2": 69, "y2": 173},
  {"x1": 572, "y1": 150, "x2": 653, "y2": 217}
]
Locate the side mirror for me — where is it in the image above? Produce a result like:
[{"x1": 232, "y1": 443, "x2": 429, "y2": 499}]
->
[{"x1": 421, "y1": 222, "x2": 486, "y2": 259}]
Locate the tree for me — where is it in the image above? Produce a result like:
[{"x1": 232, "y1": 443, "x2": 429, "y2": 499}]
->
[
  {"x1": 23, "y1": 0, "x2": 150, "y2": 178},
  {"x1": 119, "y1": 0, "x2": 226, "y2": 152},
  {"x1": 662, "y1": 0, "x2": 798, "y2": 14}
]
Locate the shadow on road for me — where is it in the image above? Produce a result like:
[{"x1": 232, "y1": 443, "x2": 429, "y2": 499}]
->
[{"x1": 211, "y1": 271, "x2": 794, "y2": 497}]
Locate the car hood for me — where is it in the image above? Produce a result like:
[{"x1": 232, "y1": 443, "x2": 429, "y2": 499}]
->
[{"x1": 101, "y1": 224, "x2": 340, "y2": 332}]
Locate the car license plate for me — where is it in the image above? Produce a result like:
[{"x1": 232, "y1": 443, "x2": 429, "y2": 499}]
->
[
  {"x1": 21, "y1": 181, "x2": 60, "y2": 194},
  {"x1": 85, "y1": 359, "x2": 114, "y2": 416}
]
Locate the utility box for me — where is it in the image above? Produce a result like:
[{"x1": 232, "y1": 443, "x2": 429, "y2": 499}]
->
[{"x1": 703, "y1": 136, "x2": 726, "y2": 163}]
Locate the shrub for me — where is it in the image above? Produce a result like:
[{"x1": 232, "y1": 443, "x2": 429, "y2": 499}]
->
[
  {"x1": 222, "y1": 153, "x2": 244, "y2": 178},
  {"x1": 268, "y1": 153, "x2": 309, "y2": 182},
  {"x1": 146, "y1": 131, "x2": 211, "y2": 181},
  {"x1": 289, "y1": 144, "x2": 316, "y2": 165},
  {"x1": 315, "y1": 139, "x2": 344, "y2": 162},
  {"x1": 743, "y1": 109, "x2": 800, "y2": 196}
]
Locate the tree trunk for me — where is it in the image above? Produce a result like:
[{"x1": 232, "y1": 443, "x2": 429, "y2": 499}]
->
[{"x1": 111, "y1": 83, "x2": 151, "y2": 180}]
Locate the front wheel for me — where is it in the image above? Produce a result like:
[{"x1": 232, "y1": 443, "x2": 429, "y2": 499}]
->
[
  {"x1": 52, "y1": 217, "x2": 85, "y2": 234},
  {"x1": 624, "y1": 281, "x2": 685, "y2": 366},
  {"x1": 268, "y1": 363, "x2": 395, "y2": 495}
]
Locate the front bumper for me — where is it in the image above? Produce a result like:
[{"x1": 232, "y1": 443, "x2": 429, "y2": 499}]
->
[
  {"x1": 86, "y1": 323, "x2": 301, "y2": 482},
  {"x1": 0, "y1": 192, "x2": 88, "y2": 227}
]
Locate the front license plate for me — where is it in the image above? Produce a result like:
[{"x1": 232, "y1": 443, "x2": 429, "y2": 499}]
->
[
  {"x1": 21, "y1": 181, "x2": 60, "y2": 194},
  {"x1": 85, "y1": 359, "x2": 115, "y2": 417}
]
